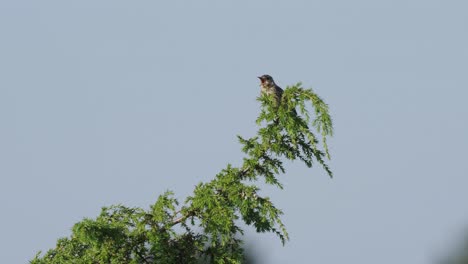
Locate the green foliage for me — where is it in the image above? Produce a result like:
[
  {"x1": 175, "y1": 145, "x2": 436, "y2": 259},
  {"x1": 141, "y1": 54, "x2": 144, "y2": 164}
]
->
[
  {"x1": 31, "y1": 83, "x2": 333, "y2": 264},
  {"x1": 438, "y1": 232, "x2": 468, "y2": 264}
]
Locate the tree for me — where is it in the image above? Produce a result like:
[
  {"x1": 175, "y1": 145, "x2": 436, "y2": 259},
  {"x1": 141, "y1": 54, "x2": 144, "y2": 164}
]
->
[
  {"x1": 437, "y1": 229, "x2": 468, "y2": 264},
  {"x1": 31, "y1": 83, "x2": 333, "y2": 264}
]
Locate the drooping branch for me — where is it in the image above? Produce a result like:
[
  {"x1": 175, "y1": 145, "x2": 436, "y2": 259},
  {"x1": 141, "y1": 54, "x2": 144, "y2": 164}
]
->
[
  {"x1": 31, "y1": 83, "x2": 333, "y2": 264},
  {"x1": 165, "y1": 84, "x2": 333, "y2": 244}
]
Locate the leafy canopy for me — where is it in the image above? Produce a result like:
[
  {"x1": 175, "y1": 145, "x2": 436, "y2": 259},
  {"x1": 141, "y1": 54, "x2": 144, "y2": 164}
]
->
[{"x1": 31, "y1": 83, "x2": 333, "y2": 264}]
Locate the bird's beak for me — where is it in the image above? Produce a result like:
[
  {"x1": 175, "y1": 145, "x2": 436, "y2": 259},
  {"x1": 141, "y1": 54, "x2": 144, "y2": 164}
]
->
[{"x1": 257, "y1": 76, "x2": 263, "y2": 82}]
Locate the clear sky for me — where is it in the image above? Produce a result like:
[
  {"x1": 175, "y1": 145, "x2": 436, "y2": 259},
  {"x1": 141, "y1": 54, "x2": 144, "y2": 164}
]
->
[{"x1": 1, "y1": 1, "x2": 467, "y2": 263}]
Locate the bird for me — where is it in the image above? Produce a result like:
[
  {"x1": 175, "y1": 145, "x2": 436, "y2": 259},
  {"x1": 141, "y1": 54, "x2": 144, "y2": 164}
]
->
[
  {"x1": 258, "y1": 74, "x2": 299, "y2": 118},
  {"x1": 258, "y1": 74, "x2": 284, "y2": 106}
]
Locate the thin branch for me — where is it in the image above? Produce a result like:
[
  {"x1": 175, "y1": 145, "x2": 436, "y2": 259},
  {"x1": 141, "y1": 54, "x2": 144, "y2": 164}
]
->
[{"x1": 170, "y1": 210, "x2": 195, "y2": 227}]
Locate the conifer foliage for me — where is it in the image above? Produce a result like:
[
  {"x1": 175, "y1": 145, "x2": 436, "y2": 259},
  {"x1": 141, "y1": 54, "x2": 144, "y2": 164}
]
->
[{"x1": 31, "y1": 83, "x2": 333, "y2": 264}]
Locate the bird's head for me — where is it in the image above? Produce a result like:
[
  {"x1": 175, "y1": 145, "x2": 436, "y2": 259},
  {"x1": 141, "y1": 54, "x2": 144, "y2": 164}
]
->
[{"x1": 258, "y1": 74, "x2": 275, "y2": 87}]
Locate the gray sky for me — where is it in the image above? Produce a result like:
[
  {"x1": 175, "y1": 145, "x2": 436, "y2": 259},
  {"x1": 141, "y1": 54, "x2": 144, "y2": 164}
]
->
[{"x1": 1, "y1": 1, "x2": 467, "y2": 263}]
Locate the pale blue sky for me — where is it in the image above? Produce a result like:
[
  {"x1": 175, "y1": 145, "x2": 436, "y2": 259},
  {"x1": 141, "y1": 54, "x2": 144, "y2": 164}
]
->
[{"x1": 1, "y1": 1, "x2": 467, "y2": 263}]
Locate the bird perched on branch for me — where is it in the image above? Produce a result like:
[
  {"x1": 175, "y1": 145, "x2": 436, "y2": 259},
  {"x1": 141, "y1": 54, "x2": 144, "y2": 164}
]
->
[
  {"x1": 258, "y1": 74, "x2": 284, "y2": 106},
  {"x1": 258, "y1": 74, "x2": 299, "y2": 117}
]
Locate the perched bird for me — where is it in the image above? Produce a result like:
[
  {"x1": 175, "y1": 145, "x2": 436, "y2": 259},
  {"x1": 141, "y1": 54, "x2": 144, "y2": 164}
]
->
[
  {"x1": 258, "y1": 74, "x2": 299, "y2": 117},
  {"x1": 258, "y1": 74, "x2": 284, "y2": 106}
]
